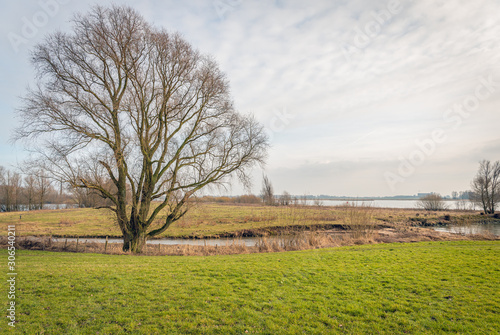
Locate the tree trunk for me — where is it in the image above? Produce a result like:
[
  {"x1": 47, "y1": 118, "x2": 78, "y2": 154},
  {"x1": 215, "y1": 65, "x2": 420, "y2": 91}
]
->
[{"x1": 123, "y1": 231, "x2": 147, "y2": 253}]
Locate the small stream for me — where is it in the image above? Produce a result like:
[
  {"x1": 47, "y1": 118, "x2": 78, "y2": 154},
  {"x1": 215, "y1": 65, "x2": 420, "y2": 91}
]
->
[
  {"x1": 52, "y1": 236, "x2": 270, "y2": 247},
  {"x1": 51, "y1": 223, "x2": 499, "y2": 247},
  {"x1": 433, "y1": 223, "x2": 500, "y2": 236}
]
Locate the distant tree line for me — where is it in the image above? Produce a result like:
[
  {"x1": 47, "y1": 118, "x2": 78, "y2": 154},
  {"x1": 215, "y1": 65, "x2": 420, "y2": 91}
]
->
[
  {"x1": 195, "y1": 195, "x2": 262, "y2": 204},
  {"x1": 0, "y1": 166, "x2": 56, "y2": 212},
  {"x1": 260, "y1": 175, "x2": 314, "y2": 206},
  {"x1": 3, "y1": 160, "x2": 498, "y2": 215},
  {"x1": 194, "y1": 176, "x2": 304, "y2": 206},
  {"x1": 0, "y1": 166, "x2": 113, "y2": 212}
]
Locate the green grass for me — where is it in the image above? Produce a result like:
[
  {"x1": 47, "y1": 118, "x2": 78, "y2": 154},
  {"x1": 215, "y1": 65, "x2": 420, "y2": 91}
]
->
[
  {"x1": 0, "y1": 203, "x2": 464, "y2": 238},
  {"x1": 9, "y1": 241, "x2": 500, "y2": 334}
]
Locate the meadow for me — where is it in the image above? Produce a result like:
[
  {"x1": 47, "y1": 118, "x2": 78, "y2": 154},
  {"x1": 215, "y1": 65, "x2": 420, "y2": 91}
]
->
[
  {"x1": 9, "y1": 241, "x2": 500, "y2": 334},
  {"x1": 0, "y1": 203, "x2": 482, "y2": 239}
]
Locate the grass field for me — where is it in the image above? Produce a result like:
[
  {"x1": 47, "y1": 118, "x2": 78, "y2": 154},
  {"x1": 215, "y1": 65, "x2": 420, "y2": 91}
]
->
[
  {"x1": 0, "y1": 203, "x2": 478, "y2": 238},
  {"x1": 9, "y1": 240, "x2": 500, "y2": 334}
]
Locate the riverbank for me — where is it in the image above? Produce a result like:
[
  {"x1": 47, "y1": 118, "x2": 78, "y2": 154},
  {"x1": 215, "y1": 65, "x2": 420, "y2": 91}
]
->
[
  {"x1": 1, "y1": 203, "x2": 498, "y2": 239},
  {"x1": 4, "y1": 226, "x2": 497, "y2": 256}
]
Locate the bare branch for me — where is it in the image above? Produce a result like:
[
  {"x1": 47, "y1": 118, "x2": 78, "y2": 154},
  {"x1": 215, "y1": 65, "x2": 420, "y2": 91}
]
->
[{"x1": 15, "y1": 5, "x2": 268, "y2": 253}]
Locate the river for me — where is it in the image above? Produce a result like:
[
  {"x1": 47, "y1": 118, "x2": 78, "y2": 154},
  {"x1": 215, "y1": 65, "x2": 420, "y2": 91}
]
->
[{"x1": 305, "y1": 199, "x2": 477, "y2": 210}]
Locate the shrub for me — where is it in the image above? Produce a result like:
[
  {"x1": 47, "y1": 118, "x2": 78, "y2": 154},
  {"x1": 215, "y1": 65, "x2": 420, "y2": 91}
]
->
[
  {"x1": 340, "y1": 202, "x2": 376, "y2": 237},
  {"x1": 417, "y1": 194, "x2": 447, "y2": 211},
  {"x1": 235, "y1": 195, "x2": 262, "y2": 204}
]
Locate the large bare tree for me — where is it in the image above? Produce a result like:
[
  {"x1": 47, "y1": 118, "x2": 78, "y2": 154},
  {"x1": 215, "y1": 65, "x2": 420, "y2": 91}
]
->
[
  {"x1": 471, "y1": 160, "x2": 500, "y2": 214},
  {"x1": 16, "y1": 5, "x2": 268, "y2": 252}
]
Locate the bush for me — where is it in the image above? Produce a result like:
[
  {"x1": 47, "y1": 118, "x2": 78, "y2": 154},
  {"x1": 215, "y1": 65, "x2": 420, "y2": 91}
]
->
[
  {"x1": 234, "y1": 195, "x2": 262, "y2": 204},
  {"x1": 417, "y1": 194, "x2": 447, "y2": 211},
  {"x1": 340, "y1": 202, "x2": 376, "y2": 237},
  {"x1": 194, "y1": 195, "x2": 262, "y2": 204}
]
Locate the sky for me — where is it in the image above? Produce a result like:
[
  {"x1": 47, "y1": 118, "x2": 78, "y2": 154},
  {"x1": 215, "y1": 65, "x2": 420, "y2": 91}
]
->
[{"x1": 0, "y1": 0, "x2": 499, "y2": 197}]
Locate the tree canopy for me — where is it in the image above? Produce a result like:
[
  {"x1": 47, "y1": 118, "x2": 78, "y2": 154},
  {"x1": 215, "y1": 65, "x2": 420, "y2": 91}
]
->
[{"x1": 16, "y1": 5, "x2": 268, "y2": 252}]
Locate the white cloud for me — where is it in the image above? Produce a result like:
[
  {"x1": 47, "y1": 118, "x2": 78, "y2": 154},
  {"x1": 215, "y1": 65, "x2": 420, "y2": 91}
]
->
[{"x1": 1, "y1": 0, "x2": 499, "y2": 196}]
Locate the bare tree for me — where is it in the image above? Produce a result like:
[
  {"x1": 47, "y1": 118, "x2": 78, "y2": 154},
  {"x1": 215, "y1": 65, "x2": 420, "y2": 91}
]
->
[
  {"x1": 71, "y1": 187, "x2": 94, "y2": 208},
  {"x1": 279, "y1": 190, "x2": 291, "y2": 206},
  {"x1": 70, "y1": 184, "x2": 113, "y2": 208},
  {"x1": 15, "y1": 5, "x2": 268, "y2": 253},
  {"x1": 34, "y1": 169, "x2": 52, "y2": 210},
  {"x1": 0, "y1": 166, "x2": 5, "y2": 212},
  {"x1": 471, "y1": 160, "x2": 500, "y2": 214},
  {"x1": 24, "y1": 174, "x2": 37, "y2": 210},
  {"x1": 7, "y1": 171, "x2": 22, "y2": 212},
  {"x1": 454, "y1": 190, "x2": 475, "y2": 211},
  {"x1": 261, "y1": 175, "x2": 274, "y2": 205},
  {"x1": 21, "y1": 168, "x2": 53, "y2": 210},
  {"x1": 417, "y1": 193, "x2": 447, "y2": 211},
  {"x1": 299, "y1": 194, "x2": 308, "y2": 206},
  {"x1": 313, "y1": 197, "x2": 323, "y2": 207},
  {"x1": 0, "y1": 167, "x2": 22, "y2": 212}
]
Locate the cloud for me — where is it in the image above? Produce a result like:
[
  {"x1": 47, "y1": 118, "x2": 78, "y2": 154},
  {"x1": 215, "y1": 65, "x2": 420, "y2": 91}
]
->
[{"x1": 1, "y1": 0, "x2": 499, "y2": 196}]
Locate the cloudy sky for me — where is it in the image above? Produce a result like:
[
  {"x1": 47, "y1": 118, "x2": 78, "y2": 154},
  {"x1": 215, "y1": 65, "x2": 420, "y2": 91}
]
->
[{"x1": 1, "y1": 0, "x2": 499, "y2": 197}]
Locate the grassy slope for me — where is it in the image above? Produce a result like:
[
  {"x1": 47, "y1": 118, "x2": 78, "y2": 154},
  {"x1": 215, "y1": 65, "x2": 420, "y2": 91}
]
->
[
  {"x1": 0, "y1": 203, "x2": 464, "y2": 238},
  {"x1": 11, "y1": 241, "x2": 500, "y2": 334}
]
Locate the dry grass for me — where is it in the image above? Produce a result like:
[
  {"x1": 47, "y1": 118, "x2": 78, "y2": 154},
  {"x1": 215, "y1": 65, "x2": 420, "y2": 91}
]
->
[
  {"x1": 4, "y1": 235, "x2": 254, "y2": 256},
  {"x1": 255, "y1": 231, "x2": 335, "y2": 252},
  {"x1": 3, "y1": 225, "x2": 497, "y2": 257},
  {"x1": 58, "y1": 218, "x2": 77, "y2": 226},
  {"x1": 340, "y1": 202, "x2": 377, "y2": 238}
]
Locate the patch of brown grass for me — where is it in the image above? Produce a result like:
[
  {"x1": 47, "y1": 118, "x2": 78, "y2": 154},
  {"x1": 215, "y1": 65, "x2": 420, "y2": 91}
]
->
[
  {"x1": 59, "y1": 218, "x2": 76, "y2": 226},
  {"x1": 340, "y1": 203, "x2": 377, "y2": 238},
  {"x1": 255, "y1": 231, "x2": 335, "y2": 252}
]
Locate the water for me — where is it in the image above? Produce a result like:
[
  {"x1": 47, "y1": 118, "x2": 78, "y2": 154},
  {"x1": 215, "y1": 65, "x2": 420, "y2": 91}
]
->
[
  {"x1": 305, "y1": 199, "x2": 477, "y2": 210},
  {"x1": 433, "y1": 223, "x2": 500, "y2": 236},
  {"x1": 51, "y1": 222, "x2": 499, "y2": 247},
  {"x1": 2, "y1": 200, "x2": 475, "y2": 212},
  {"x1": 43, "y1": 204, "x2": 78, "y2": 210},
  {"x1": 1, "y1": 204, "x2": 78, "y2": 212},
  {"x1": 52, "y1": 236, "x2": 267, "y2": 247}
]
